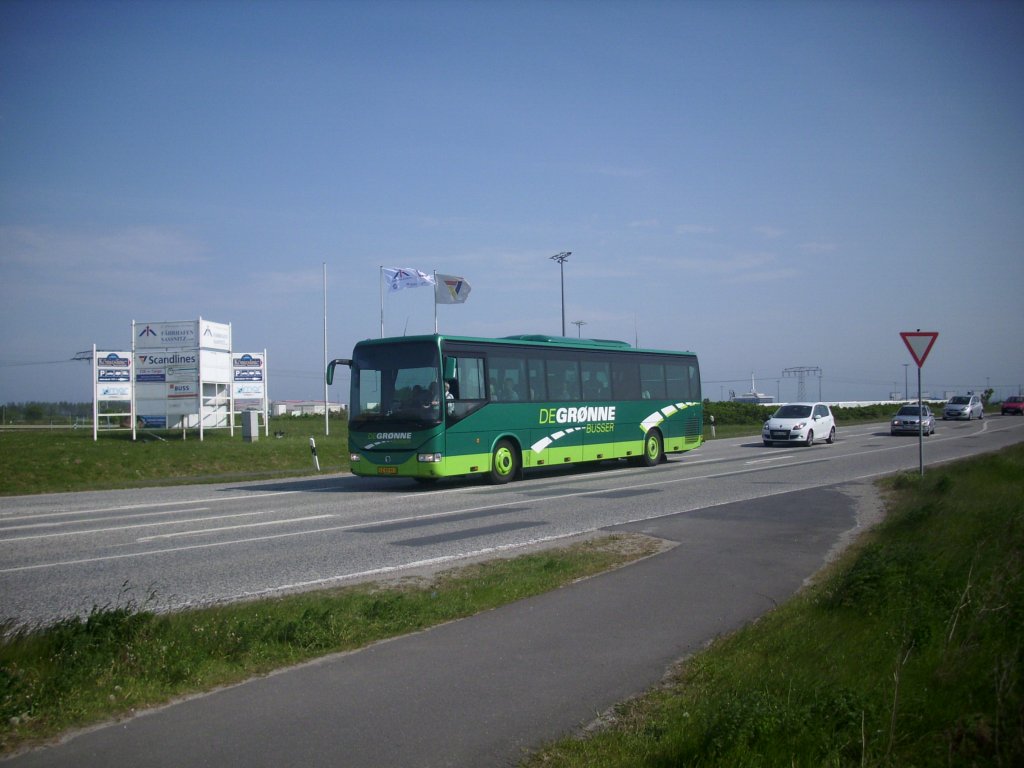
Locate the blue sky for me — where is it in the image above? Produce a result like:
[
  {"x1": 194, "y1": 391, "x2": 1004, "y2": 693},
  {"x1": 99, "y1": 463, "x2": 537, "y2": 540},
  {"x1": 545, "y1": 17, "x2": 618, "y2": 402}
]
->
[{"x1": 2, "y1": 0, "x2": 1022, "y2": 405}]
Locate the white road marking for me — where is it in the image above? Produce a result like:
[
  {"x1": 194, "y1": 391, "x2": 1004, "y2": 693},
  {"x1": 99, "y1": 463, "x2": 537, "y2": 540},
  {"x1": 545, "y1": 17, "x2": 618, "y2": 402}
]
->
[
  {"x1": 745, "y1": 455, "x2": 795, "y2": 465},
  {"x1": 136, "y1": 515, "x2": 336, "y2": 542},
  {"x1": 0, "y1": 507, "x2": 217, "y2": 532},
  {"x1": 0, "y1": 511, "x2": 268, "y2": 542},
  {"x1": 0, "y1": 490, "x2": 307, "y2": 522}
]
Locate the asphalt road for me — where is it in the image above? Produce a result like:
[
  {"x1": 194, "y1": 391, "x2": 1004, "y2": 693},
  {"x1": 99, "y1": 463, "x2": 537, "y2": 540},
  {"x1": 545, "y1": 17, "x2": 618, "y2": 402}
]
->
[
  {"x1": 2, "y1": 416, "x2": 1023, "y2": 627},
  {"x1": 2, "y1": 416, "x2": 1022, "y2": 766}
]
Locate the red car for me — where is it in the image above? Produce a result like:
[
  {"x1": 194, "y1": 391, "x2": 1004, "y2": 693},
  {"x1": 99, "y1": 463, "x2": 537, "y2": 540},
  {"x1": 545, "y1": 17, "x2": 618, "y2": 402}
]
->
[{"x1": 1002, "y1": 396, "x2": 1024, "y2": 415}]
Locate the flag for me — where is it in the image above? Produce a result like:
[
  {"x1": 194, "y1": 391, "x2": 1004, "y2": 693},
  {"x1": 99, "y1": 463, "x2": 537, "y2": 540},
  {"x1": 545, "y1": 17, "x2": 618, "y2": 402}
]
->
[
  {"x1": 434, "y1": 273, "x2": 472, "y2": 304},
  {"x1": 382, "y1": 267, "x2": 435, "y2": 293}
]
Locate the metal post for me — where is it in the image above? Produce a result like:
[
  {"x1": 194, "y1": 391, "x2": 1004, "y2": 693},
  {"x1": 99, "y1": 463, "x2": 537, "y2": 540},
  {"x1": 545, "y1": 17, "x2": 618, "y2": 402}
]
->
[
  {"x1": 917, "y1": 365, "x2": 924, "y2": 477},
  {"x1": 550, "y1": 251, "x2": 570, "y2": 336},
  {"x1": 323, "y1": 262, "x2": 329, "y2": 437}
]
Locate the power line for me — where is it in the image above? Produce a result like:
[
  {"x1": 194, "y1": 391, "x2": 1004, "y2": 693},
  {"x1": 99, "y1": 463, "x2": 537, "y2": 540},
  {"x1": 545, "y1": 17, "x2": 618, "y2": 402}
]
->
[{"x1": 0, "y1": 359, "x2": 82, "y2": 368}]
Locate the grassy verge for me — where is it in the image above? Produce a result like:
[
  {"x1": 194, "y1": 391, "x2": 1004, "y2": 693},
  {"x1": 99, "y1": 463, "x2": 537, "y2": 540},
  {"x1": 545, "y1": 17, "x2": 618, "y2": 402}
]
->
[
  {"x1": 0, "y1": 534, "x2": 659, "y2": 754},
  {"x1": 0, "y1": 417, "x2": 347, "y2": 496},
  {"x1": 525, "y1": 445, "x2": 1024, "y2": 766}
]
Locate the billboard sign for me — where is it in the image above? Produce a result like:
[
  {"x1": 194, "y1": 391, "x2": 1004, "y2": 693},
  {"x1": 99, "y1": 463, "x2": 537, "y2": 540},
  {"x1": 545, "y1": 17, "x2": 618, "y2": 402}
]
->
[
  {"x1": 136, "y1": 366, "x2": 166, "y2": 383},
  {"x1": 98, "y1": 369, "x2": 131, "y2": 383},
  {"x1": 96, "y1": 352, "x2": 133, "y2": 399},
  {"x1": 233, "y1": 353, "x2": 264, "y2": 382},
  {"x1": 168, "y1": 382, "x2": 199, "y2": 398},
  {"x1": 98, "y1": 384, "x2": 132, "y2": 400},
  {"x1": 200, "y1": 320, "x2": 231, "y2": 351},
  {"x1": 136, "y1": 321, "x2": 198, "y2": 350}
]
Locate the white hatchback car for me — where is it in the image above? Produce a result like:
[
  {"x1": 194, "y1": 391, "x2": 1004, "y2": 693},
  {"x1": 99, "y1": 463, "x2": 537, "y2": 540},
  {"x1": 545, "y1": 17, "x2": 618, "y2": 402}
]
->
[
  {"x1": 763, "y1": 402, "x2": 836, "y2": 447},
  {"x1": 943, "y1": 394, "x2": 984, "y2": 421}
]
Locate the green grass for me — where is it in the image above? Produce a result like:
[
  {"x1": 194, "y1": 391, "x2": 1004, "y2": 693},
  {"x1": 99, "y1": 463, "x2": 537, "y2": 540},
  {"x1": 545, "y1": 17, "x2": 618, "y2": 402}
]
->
[
  {"x1": 3, "y1": 417, "x2": 1019, "y2": 763},
  {"x1": 525, "y1": 444, "x2": 1024, "y2": 767},
  {"x1": 0, "y1": 534, "x2": 659, "y2": 754},
  {"x1": 0, "y1": 417, "x2": 348, "y2": 496}
]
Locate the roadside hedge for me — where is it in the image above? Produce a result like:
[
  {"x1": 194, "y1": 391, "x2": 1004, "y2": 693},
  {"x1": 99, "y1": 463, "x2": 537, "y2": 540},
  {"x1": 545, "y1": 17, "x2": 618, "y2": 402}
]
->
[{"x1": 701, "y1": 400, "x2": 946, "y2": 426}]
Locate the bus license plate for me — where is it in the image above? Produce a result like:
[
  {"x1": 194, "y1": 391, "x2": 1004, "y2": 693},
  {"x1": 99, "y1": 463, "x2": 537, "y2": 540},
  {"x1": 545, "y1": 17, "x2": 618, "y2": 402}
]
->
[{"x1": 377, "y1": 466, "x2": 398, "y2": 475}]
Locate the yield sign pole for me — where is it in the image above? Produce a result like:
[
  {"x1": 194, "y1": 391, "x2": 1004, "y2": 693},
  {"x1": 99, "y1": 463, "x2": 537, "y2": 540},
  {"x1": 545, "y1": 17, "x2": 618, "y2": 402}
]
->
[{"x1": 900, "y1": 330, "x2": 939, "y2": 477}]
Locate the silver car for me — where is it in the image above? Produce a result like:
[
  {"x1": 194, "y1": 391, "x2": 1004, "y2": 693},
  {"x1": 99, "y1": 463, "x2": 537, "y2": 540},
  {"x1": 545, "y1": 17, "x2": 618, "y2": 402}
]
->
[
  {"x1": 943, "y1": 394, "x2": 984, "y2": 420},
  {"x1": 890, "y1": 405, "x2": 936, "y2": 435}
]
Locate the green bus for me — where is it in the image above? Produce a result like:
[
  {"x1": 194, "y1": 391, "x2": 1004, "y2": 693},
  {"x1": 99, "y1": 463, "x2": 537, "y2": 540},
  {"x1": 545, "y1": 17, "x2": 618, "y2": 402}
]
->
[{"x1": 327, "y1": 334, "x2": 702, "y2": 484}]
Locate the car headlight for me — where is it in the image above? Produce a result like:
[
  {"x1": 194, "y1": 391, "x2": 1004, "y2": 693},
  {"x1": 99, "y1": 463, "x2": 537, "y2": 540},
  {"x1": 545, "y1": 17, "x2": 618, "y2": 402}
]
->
[{"x1": 793, "y1": 422, "x2": 807, "y2": 430}]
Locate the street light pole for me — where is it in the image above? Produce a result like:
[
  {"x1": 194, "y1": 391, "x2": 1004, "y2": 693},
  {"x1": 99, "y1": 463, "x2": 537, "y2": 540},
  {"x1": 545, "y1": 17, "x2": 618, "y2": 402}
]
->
[
  {"x1": 903, "y1": 363, "x2": 909, "y2": 400},
  {"x1": 571, "y1": 320, "x2": 586, "y2": 338},
  {"x1": 550, "y1": 251, "x2": 571, "y2": 335}
]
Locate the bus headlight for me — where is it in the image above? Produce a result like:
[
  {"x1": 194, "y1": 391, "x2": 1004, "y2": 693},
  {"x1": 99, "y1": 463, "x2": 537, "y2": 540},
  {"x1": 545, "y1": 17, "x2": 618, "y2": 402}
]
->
[
  {"x1": 417, "y1": 453, "x2": 443, "y2": 463},
  {"x1": 349, "y1": 453, "x2": 361, "y2": 462}
]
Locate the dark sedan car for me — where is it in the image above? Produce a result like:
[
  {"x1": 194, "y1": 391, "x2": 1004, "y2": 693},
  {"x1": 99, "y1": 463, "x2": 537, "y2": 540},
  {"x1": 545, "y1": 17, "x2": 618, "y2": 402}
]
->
[{"x1": 891, "y1": 404, "x2": 936, "y2": 436}]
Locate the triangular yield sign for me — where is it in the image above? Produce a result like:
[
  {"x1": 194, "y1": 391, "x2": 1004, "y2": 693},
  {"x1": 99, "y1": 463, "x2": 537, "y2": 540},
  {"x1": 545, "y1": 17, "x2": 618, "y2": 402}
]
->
[{"x1": 900, "y1": 331, "x2": 938, "y2": 368}]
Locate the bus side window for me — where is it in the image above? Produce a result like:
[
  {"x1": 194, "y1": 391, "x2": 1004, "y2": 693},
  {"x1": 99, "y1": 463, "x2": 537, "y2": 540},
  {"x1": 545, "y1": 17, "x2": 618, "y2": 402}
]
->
[
  {"x1": 581, "y1": 360, "x2": 611, "y2": 401},
  {"x1": 640, "y1": 363, "x2": 666, "y2": 400},
  {"x1": 490, "y1": 355, "x2": 527, "y2": 402},
  {"x1": 548, "y1": 357, "x2": 580, "y2": 400},
  {"x1": 611, "y1": 357, "x2": 640, "y2": 400},
  {"x1": 527, "y1": 358, "x2": 546, "y2": 401},
  {"x1": 666, "y1": 363, "x2": 689, "y2": 400},
  {"x1": 452, "y1": 356, "x2": 486, "y2": 400}
]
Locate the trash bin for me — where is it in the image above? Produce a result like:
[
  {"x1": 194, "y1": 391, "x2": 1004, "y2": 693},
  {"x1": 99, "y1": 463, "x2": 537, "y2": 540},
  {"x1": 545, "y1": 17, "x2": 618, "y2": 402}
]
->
[{"x1": 242, "y1": 410, "x2": 260, "y2": 442}]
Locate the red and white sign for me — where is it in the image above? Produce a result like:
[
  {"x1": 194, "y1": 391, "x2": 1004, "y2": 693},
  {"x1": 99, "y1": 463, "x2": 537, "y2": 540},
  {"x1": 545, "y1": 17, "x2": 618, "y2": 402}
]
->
[{"x1": 900, "y1": 331, "x2": 939, "y2": 368}]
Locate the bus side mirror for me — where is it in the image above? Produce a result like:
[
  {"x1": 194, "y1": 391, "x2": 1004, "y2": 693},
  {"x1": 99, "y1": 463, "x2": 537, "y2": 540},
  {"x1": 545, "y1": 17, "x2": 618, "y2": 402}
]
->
[{"x1": 326, "y1": 358, "x2": 352, "y2": 386}]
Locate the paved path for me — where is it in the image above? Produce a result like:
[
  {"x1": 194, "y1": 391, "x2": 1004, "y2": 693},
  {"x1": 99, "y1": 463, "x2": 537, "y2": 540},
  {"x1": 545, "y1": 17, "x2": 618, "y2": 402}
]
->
[{"x1": 4, "y1": 483, "x2": 871, "y2": 767}]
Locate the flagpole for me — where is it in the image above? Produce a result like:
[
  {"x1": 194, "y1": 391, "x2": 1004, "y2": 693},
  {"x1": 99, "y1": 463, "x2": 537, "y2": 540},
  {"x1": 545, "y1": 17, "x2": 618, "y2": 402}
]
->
[
  {"x1": 323, "y1": 262, "x2": 329, "y2": 437},
  {"x1": 433, "y1": 270, "x2": 438, "y2": 334},
  {"x1": 379, "y1": 265, "x2": 384, "y2": 338}
]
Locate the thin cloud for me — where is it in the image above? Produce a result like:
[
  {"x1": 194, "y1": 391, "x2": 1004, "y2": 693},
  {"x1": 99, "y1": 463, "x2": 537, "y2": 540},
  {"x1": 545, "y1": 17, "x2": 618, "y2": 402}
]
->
[{"x1": 1, "y1": 226, "x2": 208, "y2": 272}]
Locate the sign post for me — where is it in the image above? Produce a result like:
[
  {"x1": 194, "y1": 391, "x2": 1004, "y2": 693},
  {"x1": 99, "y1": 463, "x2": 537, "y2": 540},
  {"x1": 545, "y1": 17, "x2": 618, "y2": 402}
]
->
[{"x1": 900, "y1": 330, "x2": 939, "y2": 477}]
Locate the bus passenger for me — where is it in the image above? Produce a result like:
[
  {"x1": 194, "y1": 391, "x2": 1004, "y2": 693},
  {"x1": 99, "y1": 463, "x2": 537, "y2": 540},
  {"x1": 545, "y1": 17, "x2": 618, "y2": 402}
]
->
[
  {"x1": 444, "y1": 380, "x2": 455, "y2": 414},
  {"x1": 502, "y1": 378, "x2": 519, "y2": 401}
]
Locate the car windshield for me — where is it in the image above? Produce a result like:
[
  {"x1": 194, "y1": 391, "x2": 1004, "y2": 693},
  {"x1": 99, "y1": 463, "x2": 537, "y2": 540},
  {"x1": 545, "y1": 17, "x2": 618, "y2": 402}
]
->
[
  {"x1": 897, "y1": 406, "x2": 923, "y2": 416},
  {"x1": 949, "y1": 396, "x2": 970, "y2": 404},
  {"x1": 774, "y1": 405, "x2": 812, "y2": 419},
  {"x1": 1008, "y1": 397, "x2": 1023, "y2": 403}
]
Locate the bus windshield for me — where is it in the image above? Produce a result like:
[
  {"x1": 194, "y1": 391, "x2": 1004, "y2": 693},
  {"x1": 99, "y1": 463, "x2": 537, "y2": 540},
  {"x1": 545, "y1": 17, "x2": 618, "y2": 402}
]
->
[{"x1": 350, "y1": 341, "x2": 442, "y2": 431}]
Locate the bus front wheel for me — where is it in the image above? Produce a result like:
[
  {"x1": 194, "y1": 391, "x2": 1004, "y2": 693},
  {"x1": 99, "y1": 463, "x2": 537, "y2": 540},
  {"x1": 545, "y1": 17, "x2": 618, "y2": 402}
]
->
[
  {"x1": 640, "y1": 430, "x2": 664, "y2": 467},
  {"x1": 489, "y1": 439, "x2": 518, "y2": 484}
]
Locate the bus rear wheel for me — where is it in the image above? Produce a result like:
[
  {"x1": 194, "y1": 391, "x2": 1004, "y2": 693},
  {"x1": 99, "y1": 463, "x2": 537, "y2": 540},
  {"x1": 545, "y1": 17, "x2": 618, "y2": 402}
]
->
[
  {"x1": 640, "y1": 430, "x2": 663, "y2": 467},
  {"x1": 489, "y1": 439, "x2": 518, "y2": 484}
]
